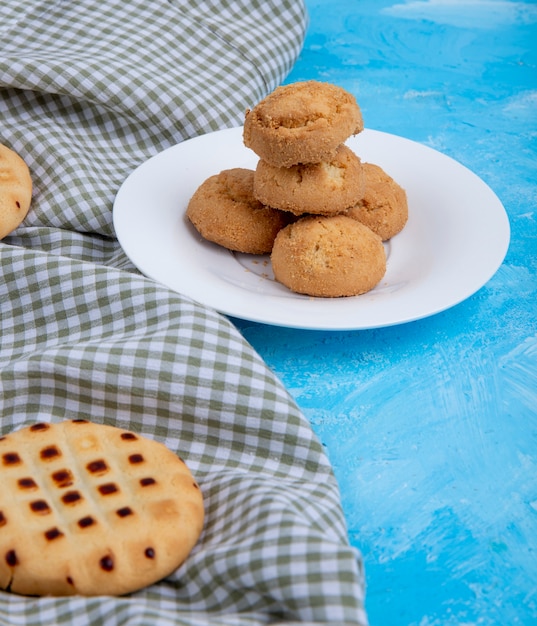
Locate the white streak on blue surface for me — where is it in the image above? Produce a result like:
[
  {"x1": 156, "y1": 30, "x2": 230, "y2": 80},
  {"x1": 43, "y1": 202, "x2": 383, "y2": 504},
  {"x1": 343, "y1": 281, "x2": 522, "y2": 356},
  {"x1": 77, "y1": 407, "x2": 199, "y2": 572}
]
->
[
  {"x1": 503, "y1": 90, "x2": 537, "y2": 111},
  {"x1": 383, "y1": 0, "x2": 537, "y2": 29}
]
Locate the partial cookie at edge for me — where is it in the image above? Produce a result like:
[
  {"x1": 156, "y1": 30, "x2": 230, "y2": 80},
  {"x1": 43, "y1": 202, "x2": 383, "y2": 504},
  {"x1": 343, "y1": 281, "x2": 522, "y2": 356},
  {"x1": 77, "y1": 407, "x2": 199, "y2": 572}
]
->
[{"x1": 0, "y1": 144, "x2": 32, "y2": 239}]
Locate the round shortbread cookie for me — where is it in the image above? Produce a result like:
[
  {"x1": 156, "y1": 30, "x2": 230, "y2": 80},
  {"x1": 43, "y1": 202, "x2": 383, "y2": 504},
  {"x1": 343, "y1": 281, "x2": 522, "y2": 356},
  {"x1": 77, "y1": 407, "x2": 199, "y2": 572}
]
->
[
  {"x1": 0, "y1": 144, "x2": 32, "y2": 239},
  {"x1": 271, "y1": 215, "x2": 386, "y2": 297},
  {"x1": 187, "y1": 168, "x2": 292, "y2": 254},
  {"x1": 254, "y1": 145, "x2": 364, "y2": 216},
  {"x1": 0, "y1": 420, "x2": 204, "y2": 597},
  {"x1": 243, "y1": 81, "x2": 363, "y2": 168},
  {"x1": 346, "y1": 162, "x2": 408, "y2": 241}
]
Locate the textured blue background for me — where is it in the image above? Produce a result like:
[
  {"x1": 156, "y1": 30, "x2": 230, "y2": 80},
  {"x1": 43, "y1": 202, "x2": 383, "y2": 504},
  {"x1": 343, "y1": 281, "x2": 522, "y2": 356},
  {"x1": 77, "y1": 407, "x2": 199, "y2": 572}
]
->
[{"x1": 234, "y1": 1, "x2": 537, "y2": 625}]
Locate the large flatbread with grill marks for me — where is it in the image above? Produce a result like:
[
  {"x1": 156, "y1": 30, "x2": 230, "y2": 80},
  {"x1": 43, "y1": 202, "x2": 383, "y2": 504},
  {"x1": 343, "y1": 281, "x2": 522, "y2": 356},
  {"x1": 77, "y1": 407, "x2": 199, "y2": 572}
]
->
[{"x1": 0, "y1": 420, "x2": 204, "y2": 597}]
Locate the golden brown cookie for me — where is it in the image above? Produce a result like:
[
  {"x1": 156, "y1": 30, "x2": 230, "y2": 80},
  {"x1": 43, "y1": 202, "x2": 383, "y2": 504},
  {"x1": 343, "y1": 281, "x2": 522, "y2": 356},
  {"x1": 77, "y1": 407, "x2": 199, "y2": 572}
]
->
[
  {"x1": 0, "y1": 144, "x2": 32, "y2": 239},
  {"x1": 243, "y1": 81, "x2": 363, "y2": 167},
  {"x1": 253, "y1": 145, "x2": 364, "y2": 216},
  {"x1": 346, "y1": 162, "x2": 408, "y2": 241},
  {"x1": 0, "y1": 420, "x2": 204, "y2": 597},
  {"x1": 187, "y1": 168, "x2": 292, "y2": 254},
  {"x1": 271, "y1": 215, "x2": 386, "y2": 297}
]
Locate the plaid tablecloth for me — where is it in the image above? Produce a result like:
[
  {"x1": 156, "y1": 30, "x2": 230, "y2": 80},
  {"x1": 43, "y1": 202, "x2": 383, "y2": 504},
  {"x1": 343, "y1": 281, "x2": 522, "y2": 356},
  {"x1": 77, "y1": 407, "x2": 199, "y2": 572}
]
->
[{"x1": 0, "y1": 2, "x2": 367, "y2": 624}]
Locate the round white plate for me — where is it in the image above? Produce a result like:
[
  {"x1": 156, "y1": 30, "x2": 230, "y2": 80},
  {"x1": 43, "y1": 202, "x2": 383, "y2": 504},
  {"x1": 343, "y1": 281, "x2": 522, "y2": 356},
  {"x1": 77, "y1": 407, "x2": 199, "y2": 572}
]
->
[{"x1": 113, "y1": 127, "x2": 510, "y2": 330}]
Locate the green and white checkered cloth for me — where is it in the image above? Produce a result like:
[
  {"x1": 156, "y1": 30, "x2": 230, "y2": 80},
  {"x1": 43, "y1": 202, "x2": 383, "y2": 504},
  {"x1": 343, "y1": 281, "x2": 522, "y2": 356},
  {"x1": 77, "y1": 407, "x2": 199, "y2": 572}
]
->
[{"x1": 0, "y1": 1, "x2": 367, "y2": 624}]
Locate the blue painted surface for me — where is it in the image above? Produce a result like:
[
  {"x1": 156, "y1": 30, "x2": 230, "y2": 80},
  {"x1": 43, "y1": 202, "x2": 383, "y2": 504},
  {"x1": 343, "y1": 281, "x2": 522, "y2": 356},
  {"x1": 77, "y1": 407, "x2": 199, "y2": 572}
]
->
[{"x1": 233, "y1": 1, "x2": 537, "y2": 625}]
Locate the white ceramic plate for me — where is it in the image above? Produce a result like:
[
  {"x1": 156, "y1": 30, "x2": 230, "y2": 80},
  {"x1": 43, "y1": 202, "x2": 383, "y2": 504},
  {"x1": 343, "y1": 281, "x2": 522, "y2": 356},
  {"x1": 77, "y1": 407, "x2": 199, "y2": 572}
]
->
[{"x1": 113, "y1": 127, "x2": 510, "y2": 330}]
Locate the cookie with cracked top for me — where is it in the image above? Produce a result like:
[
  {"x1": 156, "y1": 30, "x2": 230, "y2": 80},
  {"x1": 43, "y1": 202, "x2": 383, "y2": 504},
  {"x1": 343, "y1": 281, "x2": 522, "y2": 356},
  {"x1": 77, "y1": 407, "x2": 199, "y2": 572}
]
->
[
  {"x1": 271, "y1": 215, "x2": 386, "y2": 297},
  {"x1": 243, "y1": 80, "x2": 363, "y2": 168},
  {"x1": 254, "y1": 145, "x2": 364, "y2": 216}
]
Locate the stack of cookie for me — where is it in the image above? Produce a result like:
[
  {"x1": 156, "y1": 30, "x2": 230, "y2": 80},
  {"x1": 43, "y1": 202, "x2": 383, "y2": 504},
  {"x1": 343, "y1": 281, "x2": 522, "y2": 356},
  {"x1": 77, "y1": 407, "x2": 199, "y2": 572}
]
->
[
  {"x1": 187, "y1": 80, "x2": 408, "y2": 298},
  {"x1": 244, "y1": 80, "x2": 408, "y2": 297}
]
